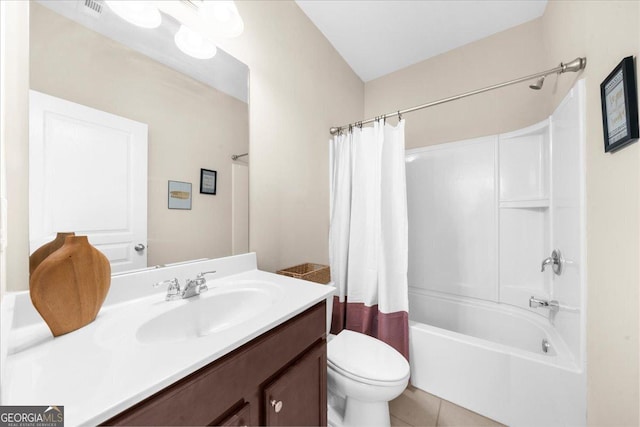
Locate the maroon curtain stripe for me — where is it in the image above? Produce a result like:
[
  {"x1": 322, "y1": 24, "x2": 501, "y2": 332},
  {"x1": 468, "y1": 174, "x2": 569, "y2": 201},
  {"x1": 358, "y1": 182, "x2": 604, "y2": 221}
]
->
[{"x1": 330, "y1": 296, "x2": 409, "y2": 361}]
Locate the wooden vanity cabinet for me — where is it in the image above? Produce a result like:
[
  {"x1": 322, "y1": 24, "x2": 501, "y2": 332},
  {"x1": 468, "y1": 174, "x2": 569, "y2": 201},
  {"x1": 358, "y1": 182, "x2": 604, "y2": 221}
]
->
[
  {"x1": 263, "y1": 339, "x2": 326, "y2": 425},
  {"x1": 103, "y1": 301, "x2": 327, "y2": 427}
]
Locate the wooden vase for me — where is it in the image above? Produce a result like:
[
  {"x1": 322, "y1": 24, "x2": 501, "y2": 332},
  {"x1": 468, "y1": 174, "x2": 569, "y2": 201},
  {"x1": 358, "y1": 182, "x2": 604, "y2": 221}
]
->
[
  {"x1": 29, "y1": 232, "x2": 75, "y2": 276},
  {"x1": 29, "y1": 235, "x2": 111, "y2": 337}
]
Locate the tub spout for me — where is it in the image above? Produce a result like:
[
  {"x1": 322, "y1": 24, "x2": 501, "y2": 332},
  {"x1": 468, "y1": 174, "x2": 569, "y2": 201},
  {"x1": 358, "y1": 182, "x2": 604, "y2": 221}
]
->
[{"x1": 529, "y1": 296, "x2": 559, "y2": 312}]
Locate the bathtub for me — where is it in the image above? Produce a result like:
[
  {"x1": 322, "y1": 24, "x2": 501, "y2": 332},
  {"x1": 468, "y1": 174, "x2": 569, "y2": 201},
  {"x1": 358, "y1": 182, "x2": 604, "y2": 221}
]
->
[{"x1": 408, "y1": 287, "x2": 586, "y2": 426}]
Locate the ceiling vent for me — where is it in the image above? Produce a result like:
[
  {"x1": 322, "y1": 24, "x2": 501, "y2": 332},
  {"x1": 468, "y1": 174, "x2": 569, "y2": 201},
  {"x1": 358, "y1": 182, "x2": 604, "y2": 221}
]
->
[
  {"x1": 81, "y1": 0, "x2": 103, "y2": 18},
  {"x1": 181, "y1": 0, "x2": 203, "y2": 12}
]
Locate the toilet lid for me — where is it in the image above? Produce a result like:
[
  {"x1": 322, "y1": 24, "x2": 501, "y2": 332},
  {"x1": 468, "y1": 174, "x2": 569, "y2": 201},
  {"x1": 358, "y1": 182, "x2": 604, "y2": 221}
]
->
[{"x1": 327, "y1": 330, "x2": 410, "y2": 385}]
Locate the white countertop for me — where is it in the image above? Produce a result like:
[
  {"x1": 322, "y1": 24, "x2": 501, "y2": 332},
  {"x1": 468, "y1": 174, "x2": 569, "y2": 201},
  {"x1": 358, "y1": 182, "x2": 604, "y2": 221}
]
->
[{"x1": 0, "y1": 253, "x2": 334, "y2": 426}]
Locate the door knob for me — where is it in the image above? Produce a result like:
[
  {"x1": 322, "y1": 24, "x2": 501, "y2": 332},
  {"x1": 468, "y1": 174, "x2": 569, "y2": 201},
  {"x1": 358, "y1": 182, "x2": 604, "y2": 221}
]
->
[
  {"x1": 134, "y1": 243, "x2": 146, "y2": 252},
  {"x1": 270, "y1": 399, "x2": 283, "y2": 413}
]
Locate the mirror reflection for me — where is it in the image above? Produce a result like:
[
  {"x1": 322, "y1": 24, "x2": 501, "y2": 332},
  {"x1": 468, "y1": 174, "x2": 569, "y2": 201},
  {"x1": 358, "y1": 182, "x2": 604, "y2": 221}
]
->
[{"x1": 28, "y1": 1, "x2": 249, "y2": 274}]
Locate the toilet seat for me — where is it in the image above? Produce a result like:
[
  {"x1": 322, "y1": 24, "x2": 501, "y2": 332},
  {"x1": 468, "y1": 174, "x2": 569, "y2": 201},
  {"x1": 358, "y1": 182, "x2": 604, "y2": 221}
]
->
[{"x1": 328, "y1": 330, "x2": 410, "y2": 387}]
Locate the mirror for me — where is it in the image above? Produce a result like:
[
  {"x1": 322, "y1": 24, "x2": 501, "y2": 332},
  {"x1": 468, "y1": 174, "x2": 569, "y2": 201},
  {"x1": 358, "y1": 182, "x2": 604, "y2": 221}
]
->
[{"x1": 28, "y1": 1, "x2": 249, "y2": 274}]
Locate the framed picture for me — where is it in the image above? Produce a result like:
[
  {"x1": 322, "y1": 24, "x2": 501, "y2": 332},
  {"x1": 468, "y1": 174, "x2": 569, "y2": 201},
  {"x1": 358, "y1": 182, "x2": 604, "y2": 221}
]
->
[
  {"x1": 168, "y1": 180, "x2": 192, "y2": 210},
  {"x1": 600, "y1": 56, "x2": 639, "y2": 152},
  {"x1": 200, "y1": 168, "x2": 217, "y2": 195}
]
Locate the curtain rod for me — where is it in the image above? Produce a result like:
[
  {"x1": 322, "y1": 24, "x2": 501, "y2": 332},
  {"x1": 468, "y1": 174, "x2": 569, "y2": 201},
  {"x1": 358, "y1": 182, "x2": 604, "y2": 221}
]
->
[
  {"x1": 231, "y1": 153, "x2": 248, "y2": 160},
  {"x1": 329, "y1": 57, "x2": 587, "y2": 135}
]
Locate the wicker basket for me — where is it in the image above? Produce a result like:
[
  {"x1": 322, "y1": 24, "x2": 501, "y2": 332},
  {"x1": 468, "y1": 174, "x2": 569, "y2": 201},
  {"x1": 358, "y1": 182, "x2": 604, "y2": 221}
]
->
[{"x1": 276, "y1": 263, "x2": 331, "y2": 284}]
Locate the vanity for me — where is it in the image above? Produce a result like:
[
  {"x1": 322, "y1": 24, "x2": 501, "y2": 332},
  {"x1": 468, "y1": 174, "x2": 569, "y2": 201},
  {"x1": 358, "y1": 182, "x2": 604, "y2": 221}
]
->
[{"x1": 0, "y1": 253, "x2": 334, "y2": 426}]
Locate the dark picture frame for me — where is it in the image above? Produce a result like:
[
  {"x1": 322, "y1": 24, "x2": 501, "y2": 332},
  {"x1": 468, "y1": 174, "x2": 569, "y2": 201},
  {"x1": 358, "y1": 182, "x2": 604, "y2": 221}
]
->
[
  {"x1": 168, "y1": 180, "x2": 192, "y2": 210},
  {"x1": 600, "y1": 56, "x2": 639, "y2": 153},
  {"x1": 200, "y1": 168, "x2": 217, "y2": 195}
]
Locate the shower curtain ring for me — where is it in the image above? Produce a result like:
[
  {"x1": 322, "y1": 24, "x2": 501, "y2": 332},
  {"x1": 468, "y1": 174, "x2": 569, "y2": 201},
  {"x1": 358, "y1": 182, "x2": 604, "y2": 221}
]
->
[{"x1": 398, "y1": 110, "x2": 403, "y2": 121}]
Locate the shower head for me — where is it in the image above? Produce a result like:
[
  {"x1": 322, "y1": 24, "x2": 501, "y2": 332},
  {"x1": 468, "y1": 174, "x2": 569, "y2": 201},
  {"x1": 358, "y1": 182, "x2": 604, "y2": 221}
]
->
[{"x1": 529, "y1": 76, "x2": 545, "y2": 90}]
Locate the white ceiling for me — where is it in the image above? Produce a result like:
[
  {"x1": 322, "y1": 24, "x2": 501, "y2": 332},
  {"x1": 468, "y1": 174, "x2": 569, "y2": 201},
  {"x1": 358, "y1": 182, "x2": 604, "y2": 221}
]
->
[{"x1": 296, "y1": 0, "x2": 547, "y2": 82}]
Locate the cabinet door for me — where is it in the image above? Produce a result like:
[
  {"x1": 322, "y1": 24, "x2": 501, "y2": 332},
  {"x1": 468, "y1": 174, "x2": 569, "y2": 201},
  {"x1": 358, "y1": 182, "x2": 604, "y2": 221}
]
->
[
  {"x1": 263, "y1": 341, "x2": 327, "y2": 426},
  {"x1": 219, "y1": 402, "x2": 251, "y2": 426}
]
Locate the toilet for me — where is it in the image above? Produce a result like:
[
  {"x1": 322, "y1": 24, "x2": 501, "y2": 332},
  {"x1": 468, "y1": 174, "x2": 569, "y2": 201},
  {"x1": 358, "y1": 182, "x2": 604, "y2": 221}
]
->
[{"x1": 324, "y1": 287, "x2": 410, "y2": 427}]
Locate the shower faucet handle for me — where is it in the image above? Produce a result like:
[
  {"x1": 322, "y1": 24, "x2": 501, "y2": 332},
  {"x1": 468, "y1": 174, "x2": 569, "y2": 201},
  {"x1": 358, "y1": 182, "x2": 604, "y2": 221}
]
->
[
  {"x1": 541, "y1": 249, "x2": 563, "y2": 275},
  {"x1": 541, "y1": 257, "x2": 554, "y2": 271}
]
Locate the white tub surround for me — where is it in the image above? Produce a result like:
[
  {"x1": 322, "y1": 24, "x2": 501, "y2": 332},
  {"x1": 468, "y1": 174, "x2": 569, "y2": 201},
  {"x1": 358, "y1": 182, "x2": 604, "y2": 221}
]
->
[
  {"x1": 0, "y1": 253, "x2": 334, "y2": 426},
  {"x1": 405, "y1": 81, "x2": 586, "y2": 426}
]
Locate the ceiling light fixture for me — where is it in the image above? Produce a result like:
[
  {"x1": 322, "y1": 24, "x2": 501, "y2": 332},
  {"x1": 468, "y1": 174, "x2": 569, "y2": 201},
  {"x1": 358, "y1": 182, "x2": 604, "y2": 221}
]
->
[
  {"x1": 174, "y1": 25, "x2": 218, "y2": 59},
  {"x1": 199, "y1": 1, "x2": 244, "y2": 38},
  {"x1": 104, "y1": 1, "x2": 162, "y2": 29},
  {"x1": 158, "y1": 1, "x2": 244, "y2": 41},
  {"x1": 107, "y1": 1, "x2": 244, "y2": 60}
]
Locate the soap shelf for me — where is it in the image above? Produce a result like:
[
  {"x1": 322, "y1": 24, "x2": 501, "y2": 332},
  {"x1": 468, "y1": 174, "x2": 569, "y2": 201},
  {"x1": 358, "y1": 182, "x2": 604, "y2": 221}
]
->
[{"x1": 499, "y1": 198, "x2": 549, "y2": 209}]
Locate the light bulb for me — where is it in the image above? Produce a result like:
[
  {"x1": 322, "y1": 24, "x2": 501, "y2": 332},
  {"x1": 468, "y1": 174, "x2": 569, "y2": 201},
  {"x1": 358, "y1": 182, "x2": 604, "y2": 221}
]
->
[
  {"x1": 200, "y1": 1, "x2": 244, "y2": 38},
  {"x1": 105, "y1": 1, "x2": 162, "y2": 29},
  {"x1": 174, "y1": 25, "x2": 217, "y2": 59}
]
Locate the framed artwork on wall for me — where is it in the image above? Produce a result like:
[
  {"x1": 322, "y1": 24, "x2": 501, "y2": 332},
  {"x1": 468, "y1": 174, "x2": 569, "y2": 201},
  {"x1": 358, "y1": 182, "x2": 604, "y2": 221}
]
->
[
  {"x1": 600, "y1": 56, "x2": 639, "y2": 153},
  {"x1": 200, "y1": 168, "x2": 217, "y2": 195},
  {"x1": 168, "y1": 180, "x2": 192, "y2": 210}
]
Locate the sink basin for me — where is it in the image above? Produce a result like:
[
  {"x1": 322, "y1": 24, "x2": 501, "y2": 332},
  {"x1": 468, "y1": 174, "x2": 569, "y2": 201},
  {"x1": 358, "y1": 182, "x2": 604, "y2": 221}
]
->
[{"x1": 136, "y1": 283, "x2": 281, "y2": 344}]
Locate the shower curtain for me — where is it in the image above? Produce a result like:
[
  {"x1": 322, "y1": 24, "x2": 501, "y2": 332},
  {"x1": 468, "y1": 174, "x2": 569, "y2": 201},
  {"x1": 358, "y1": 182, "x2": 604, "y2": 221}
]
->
[{"x1": 329, "y1": 119, "x2": 409, "y2": 359}]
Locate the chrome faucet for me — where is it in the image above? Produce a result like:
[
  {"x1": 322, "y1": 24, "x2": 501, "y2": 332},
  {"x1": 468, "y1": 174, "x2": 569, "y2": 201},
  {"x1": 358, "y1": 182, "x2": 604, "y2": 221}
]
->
[
  {"x1": 182, "y1": 271, "x2": 217, "y2": 298},
  {"x1": 153, "y1": 271, "x2": 216, "y2": 301},
  {"x1": 529, "y1": 296, "x2": 559, "y2": 312}
]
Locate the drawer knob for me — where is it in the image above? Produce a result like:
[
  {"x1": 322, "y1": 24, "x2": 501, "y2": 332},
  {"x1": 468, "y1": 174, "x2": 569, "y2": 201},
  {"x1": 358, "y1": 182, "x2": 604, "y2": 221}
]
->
[{"x1": 270, "y1": 399, "x2": 283, "y2": 413}]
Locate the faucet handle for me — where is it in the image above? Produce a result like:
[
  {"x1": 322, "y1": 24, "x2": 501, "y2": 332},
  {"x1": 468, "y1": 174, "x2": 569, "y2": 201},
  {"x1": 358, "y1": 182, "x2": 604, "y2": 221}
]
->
[
  {"x1": 153, "y1": 278, "x2": 181, "y2": 300},
  {"x1": 153, "y1": 278, "x2": 179, "y2": 288},
  {"x1": 197, "y1": 271, "x2": 217, "y2": 279},
  {"x1": 541, "y1": 257, "x2": 554, "y2": 272},
  {"x1": 195, "y1": 271, "x2": 216, "y2": 292},
  {"x1": 541, "y1": 250, "x2": 563, "y2": 275}
]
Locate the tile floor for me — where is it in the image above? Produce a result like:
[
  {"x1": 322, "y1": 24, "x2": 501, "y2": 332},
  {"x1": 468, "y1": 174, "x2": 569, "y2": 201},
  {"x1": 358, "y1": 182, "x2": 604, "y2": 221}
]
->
[{"x1": 389, "y1": 385, "x2": 505, "y2": 427}]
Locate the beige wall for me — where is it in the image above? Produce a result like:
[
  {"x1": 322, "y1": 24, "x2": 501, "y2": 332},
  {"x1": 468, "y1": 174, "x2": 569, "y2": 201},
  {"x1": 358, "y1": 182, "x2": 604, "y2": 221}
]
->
[
  {"x1": 215, "y1": 1, "x2": 364, "y2": 272},
  {"x1": 364, "y1": 18, "x2": 549, "y2": 149},
  {"x1": 24, "y1": 3, "x2": 248, "y2": 285},
  {"x1": 542, "y1": 1, "x2": 640, "y2": 425},
  {"x1": 2, "y1": 1, "x2": 30, "y2": 295},
  {"x1": 364, "y1": 1, "x2": 640, "y2": 425}
]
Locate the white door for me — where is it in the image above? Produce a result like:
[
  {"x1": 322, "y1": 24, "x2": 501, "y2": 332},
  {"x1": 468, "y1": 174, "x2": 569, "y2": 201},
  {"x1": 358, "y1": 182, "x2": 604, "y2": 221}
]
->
[{"x1": 29, "y1": 90, "x2": 148, "y2": 273}]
